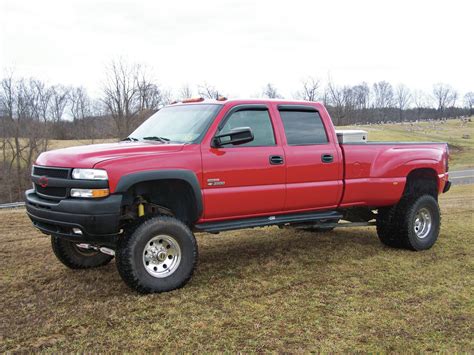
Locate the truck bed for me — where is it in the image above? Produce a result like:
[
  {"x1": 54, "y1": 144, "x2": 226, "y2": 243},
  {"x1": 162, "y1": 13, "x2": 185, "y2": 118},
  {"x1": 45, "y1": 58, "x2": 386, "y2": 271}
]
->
[{"x1": 339, "y1": 142, "x2": 448, "y2": 208}]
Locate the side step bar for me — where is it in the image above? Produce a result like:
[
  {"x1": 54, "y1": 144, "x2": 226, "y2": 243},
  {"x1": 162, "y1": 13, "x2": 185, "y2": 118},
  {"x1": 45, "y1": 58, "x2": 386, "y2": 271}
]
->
[{"x1": 194, "y1": 211, "x2": 343, "y2": 233}]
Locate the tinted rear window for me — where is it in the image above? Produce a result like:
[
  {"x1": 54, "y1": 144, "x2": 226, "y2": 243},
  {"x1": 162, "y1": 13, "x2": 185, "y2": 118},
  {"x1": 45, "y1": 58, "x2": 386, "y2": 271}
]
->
[{"x1": 279, "y1": 110, "x2": 328, "y2": 145}]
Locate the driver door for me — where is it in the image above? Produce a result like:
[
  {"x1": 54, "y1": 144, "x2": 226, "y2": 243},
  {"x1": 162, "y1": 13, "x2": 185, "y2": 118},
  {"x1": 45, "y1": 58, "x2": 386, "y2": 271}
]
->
[{"x1": 201, "y1": 105, "x2": 286, "y2": 220}]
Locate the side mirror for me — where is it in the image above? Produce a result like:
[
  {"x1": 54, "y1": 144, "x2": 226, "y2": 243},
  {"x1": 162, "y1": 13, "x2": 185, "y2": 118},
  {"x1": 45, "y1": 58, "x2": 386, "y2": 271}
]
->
[{"x1": 212, "y1": 127, "x2": 254, "y2": 147}]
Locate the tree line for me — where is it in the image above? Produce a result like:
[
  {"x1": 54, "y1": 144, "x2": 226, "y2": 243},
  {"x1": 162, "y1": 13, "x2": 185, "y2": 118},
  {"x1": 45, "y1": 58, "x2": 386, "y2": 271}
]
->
[
  {"x1": 0, "y1": 60, "x2": 473, "y2": 202},
  {"x1": 265, "y1": 79, "x2": 472, "y2": 126}
]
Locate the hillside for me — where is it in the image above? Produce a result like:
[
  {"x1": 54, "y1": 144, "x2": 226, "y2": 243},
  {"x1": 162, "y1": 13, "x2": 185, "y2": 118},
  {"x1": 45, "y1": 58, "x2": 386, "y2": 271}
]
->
[{"x1": 342, "y1": 118, "x2": 473, "y2": 169}]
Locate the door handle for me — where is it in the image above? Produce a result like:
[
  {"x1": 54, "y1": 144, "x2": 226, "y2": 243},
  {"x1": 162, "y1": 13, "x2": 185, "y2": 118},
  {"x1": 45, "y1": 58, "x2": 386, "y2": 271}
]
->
[
  {"x1": 269, "y1": 155, "x2": 284, "y2": 165},
  {"x1": 321, "y1": 154, "x2": 334, "y2": 163}
]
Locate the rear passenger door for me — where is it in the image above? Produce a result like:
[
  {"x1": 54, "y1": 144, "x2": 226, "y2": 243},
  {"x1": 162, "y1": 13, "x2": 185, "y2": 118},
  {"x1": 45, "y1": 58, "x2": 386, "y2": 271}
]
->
[
  {"x1": 277, "y1": 105, "x2": 343, "y2": 211},
  {"x1": 201, "y1": 105, "x2": 286, "y2": 220}
]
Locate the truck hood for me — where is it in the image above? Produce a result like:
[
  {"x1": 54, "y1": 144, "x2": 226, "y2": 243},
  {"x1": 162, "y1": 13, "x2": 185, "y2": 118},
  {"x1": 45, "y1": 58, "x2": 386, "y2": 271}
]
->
[{"x1": 35, "y1": 141, "x2": 185, "y2": 168}]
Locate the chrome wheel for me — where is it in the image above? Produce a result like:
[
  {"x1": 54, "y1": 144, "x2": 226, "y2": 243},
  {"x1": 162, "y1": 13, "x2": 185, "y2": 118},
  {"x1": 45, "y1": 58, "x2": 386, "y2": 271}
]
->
[
  {"x1": 414, "y1": 207, "x2": 432, "y2": 239},
  {"x1": 143, "y1": 235, "x2": 181, "y2": 278}
]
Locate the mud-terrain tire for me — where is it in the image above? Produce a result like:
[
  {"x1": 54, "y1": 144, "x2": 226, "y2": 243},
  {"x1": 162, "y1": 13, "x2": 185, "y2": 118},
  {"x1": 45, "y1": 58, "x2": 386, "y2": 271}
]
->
[
  {"x1": 51, "y1": 236, "x2": 113, "y2": 269},
  {"x1": 116, "y1": 216, "x2": 198, "y2": 294},
  {"x1": 377, "y1": 194, "x2": 440, "y2": 250},
  {"x1": 376, "y1": 205, "x2": 404, "y2": 248}
]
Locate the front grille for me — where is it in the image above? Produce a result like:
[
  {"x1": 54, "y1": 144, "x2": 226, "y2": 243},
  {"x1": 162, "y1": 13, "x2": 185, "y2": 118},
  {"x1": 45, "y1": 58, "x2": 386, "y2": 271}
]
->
[
  {"x1": 35, "y1": 184, "x2": 67, "y2": 198},
  {"x1": 33, "y1": 166, "x2": 70, "y2": 179},
  {"x1": 32, "y1": 165, "x2": 107, "y2": 201}
]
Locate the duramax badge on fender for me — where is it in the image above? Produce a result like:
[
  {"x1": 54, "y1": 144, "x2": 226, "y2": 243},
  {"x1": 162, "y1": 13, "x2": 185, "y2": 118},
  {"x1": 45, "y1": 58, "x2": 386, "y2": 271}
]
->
[{"x1": 25, "y1": 98, "x2": 451, "y2": 294}]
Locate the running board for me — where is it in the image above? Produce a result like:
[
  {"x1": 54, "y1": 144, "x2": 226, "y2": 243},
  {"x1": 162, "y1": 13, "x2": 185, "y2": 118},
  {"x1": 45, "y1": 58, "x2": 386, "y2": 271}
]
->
[{"x1": 194, "y1": 211, "x2": 343, "y2": 233}]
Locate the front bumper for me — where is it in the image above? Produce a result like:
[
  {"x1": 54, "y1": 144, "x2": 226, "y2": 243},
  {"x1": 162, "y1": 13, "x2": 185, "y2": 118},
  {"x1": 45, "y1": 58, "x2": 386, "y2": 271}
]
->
[{"x1": 25, "y1": 189, "x2": 122, "y2": 243}]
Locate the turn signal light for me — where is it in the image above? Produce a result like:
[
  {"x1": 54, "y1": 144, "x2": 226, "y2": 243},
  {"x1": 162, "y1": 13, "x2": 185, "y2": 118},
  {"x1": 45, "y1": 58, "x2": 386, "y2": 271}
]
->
[{"x1": 70, "y1": 188, "x2": 110, "y2": 198}]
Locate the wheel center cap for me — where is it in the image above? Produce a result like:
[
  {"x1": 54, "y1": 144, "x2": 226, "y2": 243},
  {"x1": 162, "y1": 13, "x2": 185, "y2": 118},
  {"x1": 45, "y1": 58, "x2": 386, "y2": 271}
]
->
[{"x1": 157, "y1": 251, "x2": 167, "y2": 262}]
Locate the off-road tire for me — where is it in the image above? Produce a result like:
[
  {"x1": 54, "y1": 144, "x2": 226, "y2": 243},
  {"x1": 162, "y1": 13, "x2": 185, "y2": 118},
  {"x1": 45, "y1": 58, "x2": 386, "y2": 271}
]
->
[
  {"x1": 116, "y1": 216, "x2": 198, "y2": 294},
  {"x1": 376, "y1": 205, "x2": 404, "y2": 248},
  {"x1": 377, "y1": 194, "x2": 440, "y2": 250},
  {"x1": 51, "y1": 236, "x2": 113, "y2": 269}
]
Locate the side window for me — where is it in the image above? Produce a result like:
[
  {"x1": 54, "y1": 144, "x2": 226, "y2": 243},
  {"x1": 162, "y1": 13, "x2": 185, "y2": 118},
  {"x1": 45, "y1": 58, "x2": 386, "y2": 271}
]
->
[
  {"x1": 279, "y1": 110, "x2": 328, "y2": 145},
  {"x1": 218, "y1": 109, "x2": 276, "y2": 147}
]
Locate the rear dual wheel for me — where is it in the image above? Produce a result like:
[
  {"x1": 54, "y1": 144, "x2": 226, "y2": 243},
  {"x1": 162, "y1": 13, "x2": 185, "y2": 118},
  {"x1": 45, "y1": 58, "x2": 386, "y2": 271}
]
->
[{"x1": 377, "y1": 194, "x2": 440, "y2": 250}]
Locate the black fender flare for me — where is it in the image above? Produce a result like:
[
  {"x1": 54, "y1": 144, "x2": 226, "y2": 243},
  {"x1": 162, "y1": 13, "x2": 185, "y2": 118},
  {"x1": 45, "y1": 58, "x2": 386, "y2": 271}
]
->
[{"x1": 114, "y1": 170, "x2": 203, "y2": 221}]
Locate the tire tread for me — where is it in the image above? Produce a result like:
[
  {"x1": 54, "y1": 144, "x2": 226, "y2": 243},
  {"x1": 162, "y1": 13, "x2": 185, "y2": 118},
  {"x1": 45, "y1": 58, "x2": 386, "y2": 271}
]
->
[
  {"x1": 116, "y1": 216, "x2": 198, "y2": 294},
  {"x1": 377, "y1": 194, "x2": 440, "y2": 251}
]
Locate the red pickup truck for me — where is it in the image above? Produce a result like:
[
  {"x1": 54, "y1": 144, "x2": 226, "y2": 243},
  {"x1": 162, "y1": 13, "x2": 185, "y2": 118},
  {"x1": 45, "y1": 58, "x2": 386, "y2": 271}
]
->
[{"x1": 26, "y1": 98, "x2": 451, "y2": 293}]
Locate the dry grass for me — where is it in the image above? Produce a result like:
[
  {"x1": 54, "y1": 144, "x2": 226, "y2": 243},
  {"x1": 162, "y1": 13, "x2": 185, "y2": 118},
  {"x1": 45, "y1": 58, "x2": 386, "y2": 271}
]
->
[
  {"x1": 342, "y1": 118, "x2": 474, "y2": 169},
  {"x1": 1, "y1": 185, "x2": 473, "y2": 352}
]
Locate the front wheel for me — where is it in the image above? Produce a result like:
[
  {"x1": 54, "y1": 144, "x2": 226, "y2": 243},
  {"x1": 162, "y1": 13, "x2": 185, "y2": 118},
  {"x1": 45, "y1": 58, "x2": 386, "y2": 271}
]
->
[
  {"x1": 51, "y1": 236, "x2": 113, "y2": 269},
  {"x1": 116, "y1": 216, "x2": 198, "y2": 294}
]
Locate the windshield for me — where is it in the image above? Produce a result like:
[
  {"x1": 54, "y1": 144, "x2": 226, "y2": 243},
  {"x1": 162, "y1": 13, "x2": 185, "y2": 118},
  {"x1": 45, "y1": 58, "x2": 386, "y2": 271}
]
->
[{"x1": 129, "y1": 104, "x2": 222, "y2": 143}]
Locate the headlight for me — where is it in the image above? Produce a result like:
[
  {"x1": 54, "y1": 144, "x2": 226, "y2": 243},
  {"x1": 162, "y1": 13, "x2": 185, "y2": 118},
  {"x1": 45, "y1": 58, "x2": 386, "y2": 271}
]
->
[
  {"x1": 72, "y1": 168, "x2": 108, "y2": 180},
  {"x1": 70, "y1": 188, "x2": 110, "y2": 198}
]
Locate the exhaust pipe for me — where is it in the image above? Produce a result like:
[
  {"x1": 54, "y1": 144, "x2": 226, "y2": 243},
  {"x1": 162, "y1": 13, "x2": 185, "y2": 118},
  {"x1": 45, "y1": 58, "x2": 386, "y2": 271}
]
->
[
  {"x1": 76, "y1": 243, "x2": 115, "y2": 256},
  {"x1": 99, "y1": 247, "x2": 115, "y2": 256}
]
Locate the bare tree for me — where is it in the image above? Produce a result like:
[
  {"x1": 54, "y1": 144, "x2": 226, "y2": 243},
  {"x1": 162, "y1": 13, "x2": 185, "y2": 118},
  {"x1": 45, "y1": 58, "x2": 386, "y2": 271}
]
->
[
  {"x1": 32, "y1": 80, "x2": 52, "y2": 124},
  {"x1": 352, "y1": 82, "x2": 370, "y2": 110},
  {"x1": 373, "y1": 81, "x2": 394, "y2": 109},
  {"x1": 0, "y1": 76, "x2": 49, "y2": 200},
  {"x1": 395, "y1": 84, "x2": 411, "y2": 121},
  {"x1": 102, "y1": 60, "x2": 162, "y2": 138},
  {"x1": 432, "y1": 83, "x2": 457, "y2": 115},
  {"x1": 413, "y1": 90, "x2": 429, "y2": 108},
  {"x1": 70, "y1": 86, "x2": 95, "y2": 140},
  {"x1": 0, "y1": 75, "x2": 16, "y2": 201},
  {"x1": 5, "y1": 77, "x2": 29, "y2": 197},
  {"x1": 198, "y1": 82, "x2": 220, "y2": 99},
  {"x1": 325, "y1": 80, "x2": 347, "y2": 125},
  {"x1": 70, "y1": 87, "x2": 91, "y2": 121},
  {"x1": 412, "y1": 89, "x2": 430, "y2": 120},
  {"x1": 49, "y1": 85, "x2": 70, "y2": 122},
  {"x1": 160, "y1": 89, "x2": 173, "y2": 106},
  {"x1": 372, "y1": 81, "x2": 394, "y2": 121},
  {"x1": 464, "y1": 92, "x2": 474, "y2": 116},
  {"x1": 297, "y1": 77, "x2": 320, "y2": 101},
  {"x1": 103, "y1": 60, "x2": 138, "y2": 138},
  {"x1": 136, "y1": 68, "x2": 163, "y2": 111},
  {"x1": 178, "y1": 85, "x2": 193, "y2": 100},
  {"x1": 262, "y1": 83, "x2": 282, "y2": 99}
]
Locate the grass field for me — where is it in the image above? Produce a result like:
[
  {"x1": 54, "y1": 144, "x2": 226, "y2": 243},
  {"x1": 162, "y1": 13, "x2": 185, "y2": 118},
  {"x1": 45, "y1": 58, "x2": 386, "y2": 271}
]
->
[
  {"x1": 1, "y1": 185, "x2": 473, "y2": 352},
  {"x1": 342, "y1": 118, "x2": 474, "y2": 170}
]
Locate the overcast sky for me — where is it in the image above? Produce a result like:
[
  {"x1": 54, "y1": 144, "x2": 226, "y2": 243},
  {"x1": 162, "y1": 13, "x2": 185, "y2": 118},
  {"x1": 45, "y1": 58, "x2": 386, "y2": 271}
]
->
[{"x1": 1, "y1": 0, "x2": 473, "y2": 98}]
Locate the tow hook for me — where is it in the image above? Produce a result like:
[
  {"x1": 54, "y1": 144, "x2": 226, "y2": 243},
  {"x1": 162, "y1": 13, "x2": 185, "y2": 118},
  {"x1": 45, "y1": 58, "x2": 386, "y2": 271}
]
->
[{"x1": 76, "y1": 243, "x2": 115, "y2": 256}]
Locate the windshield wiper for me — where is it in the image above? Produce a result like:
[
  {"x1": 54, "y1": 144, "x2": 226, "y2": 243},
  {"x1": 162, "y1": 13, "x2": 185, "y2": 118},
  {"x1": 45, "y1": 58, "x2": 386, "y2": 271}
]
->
[
  {"x1": 122, "y1": 137, "x2": 139, "y2": 141},
  {"x1": 142, "y1": 136, "x2": 170, "y2": 143}
]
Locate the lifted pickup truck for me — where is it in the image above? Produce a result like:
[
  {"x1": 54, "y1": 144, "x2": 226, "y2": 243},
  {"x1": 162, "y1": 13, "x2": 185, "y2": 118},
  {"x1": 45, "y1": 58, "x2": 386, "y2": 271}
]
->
[{"x1": 26, "y1": 98, "x2": 451, "y2": 293}]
